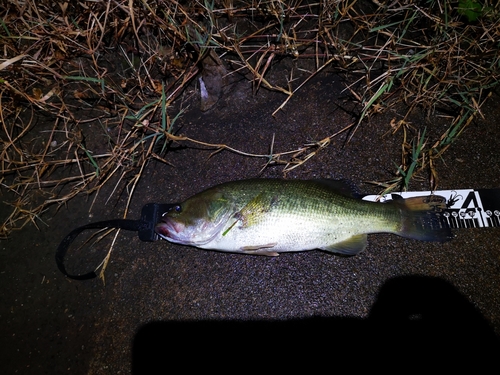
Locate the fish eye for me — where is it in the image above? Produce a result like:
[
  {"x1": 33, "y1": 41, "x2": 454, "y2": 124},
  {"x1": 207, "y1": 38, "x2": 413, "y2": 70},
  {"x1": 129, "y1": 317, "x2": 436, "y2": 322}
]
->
[{"x1": 174, "y1": 205, "x2": 182, "y2": 213}]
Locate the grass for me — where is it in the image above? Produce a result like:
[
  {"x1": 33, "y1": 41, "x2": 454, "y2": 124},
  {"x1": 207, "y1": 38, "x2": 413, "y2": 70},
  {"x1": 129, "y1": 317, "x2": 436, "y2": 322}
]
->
[{"x1": 1, "y1": 0, "x2": 499, "y2": 239}]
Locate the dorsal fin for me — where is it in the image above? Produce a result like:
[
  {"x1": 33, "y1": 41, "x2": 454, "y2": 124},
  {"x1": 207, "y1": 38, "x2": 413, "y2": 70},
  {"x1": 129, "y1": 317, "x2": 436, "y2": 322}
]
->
[{"x1": 313, "y1": 179, "x2": 360, "y2": 198}]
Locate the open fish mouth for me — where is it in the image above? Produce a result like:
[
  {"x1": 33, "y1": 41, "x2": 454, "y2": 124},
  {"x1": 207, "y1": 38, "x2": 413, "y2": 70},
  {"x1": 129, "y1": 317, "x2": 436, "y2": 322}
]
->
[
  {"x1": 155, "y1": 217, "x2": 187, "y2": 243},
  {"x1": 155, "y1": 217, "x2": 220, "y2": 246}
]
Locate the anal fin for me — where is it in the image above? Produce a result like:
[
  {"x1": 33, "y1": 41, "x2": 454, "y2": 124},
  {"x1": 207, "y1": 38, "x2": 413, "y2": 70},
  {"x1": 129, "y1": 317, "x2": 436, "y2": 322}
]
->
[{"x1": 320, "y1": 234, "x2": 367, "y2": 256}]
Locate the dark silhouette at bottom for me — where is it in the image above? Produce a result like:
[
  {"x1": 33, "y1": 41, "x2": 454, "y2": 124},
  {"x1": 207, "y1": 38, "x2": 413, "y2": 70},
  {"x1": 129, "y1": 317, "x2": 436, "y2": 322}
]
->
[{"x1": 132, "y1": 276, "x2": 500, "y2": 373}]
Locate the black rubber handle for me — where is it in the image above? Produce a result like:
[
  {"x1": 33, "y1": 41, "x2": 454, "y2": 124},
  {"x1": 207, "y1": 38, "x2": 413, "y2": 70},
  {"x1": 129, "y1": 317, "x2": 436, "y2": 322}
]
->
[{"x1": 55, "y1": 203, "x2": 178, "y2": 280}]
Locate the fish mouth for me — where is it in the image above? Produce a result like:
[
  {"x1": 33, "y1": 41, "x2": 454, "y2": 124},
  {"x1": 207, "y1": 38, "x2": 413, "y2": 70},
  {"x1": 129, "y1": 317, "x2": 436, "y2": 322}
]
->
[
  {"x1": 155, "y1": 217, "x2": 188, "y2": 244},
  {"x1": 155, "y1": 217, "x2": 213, "y2": 245},
  {"x1": 155, "y1": 215, "x2": 225, "y2": 246}
]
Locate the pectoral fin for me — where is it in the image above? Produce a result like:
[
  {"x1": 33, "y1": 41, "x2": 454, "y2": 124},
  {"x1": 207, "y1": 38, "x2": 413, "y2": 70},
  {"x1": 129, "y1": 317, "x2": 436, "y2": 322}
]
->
[
  {"x1": 321, "y1": 234, "x2": 367, "y2": 256},
  {"x1": 223, "y1": 193, "x2": 279, "y2": 236}
]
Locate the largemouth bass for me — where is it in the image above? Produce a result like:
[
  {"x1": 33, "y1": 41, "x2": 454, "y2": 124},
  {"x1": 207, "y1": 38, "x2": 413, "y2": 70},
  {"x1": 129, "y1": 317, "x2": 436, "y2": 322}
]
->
[{"x1": 155, "y1": 179, "x2": 452, "y2": 256}]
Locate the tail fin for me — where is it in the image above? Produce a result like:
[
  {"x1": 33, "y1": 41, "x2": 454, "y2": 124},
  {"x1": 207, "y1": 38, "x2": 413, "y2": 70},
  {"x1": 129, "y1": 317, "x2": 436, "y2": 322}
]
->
[
  {"x1": 400, "y1": 209, "x2": 453, "y2": 242},
  {"x1": 387, "y1": 195, "x2": 452, "y2": 242}
]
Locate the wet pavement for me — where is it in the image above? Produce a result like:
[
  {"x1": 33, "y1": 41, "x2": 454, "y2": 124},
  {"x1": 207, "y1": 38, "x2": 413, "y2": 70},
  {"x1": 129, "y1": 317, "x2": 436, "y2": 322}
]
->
[{"x1": 2, "y1": 70, "x2": 500, "y2": 373}]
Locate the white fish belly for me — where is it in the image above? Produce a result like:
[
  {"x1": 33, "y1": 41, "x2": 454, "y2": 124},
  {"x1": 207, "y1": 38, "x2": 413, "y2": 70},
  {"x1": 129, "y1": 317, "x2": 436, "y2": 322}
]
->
[{"x1": 199, "y1": 210, "x2": 392, "y2": 253}]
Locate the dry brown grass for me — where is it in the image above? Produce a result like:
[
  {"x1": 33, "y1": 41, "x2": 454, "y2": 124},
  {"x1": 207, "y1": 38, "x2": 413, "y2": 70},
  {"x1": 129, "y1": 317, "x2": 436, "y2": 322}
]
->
[{"x1": 1, "y1": 0, "x2": 499, "y2": 238}]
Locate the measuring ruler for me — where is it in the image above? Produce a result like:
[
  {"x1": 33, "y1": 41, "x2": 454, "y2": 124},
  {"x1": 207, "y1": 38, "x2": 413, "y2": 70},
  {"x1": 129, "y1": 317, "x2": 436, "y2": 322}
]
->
[{"x1": 363, "y1": 189, "x2": 500, "y2": 229}]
